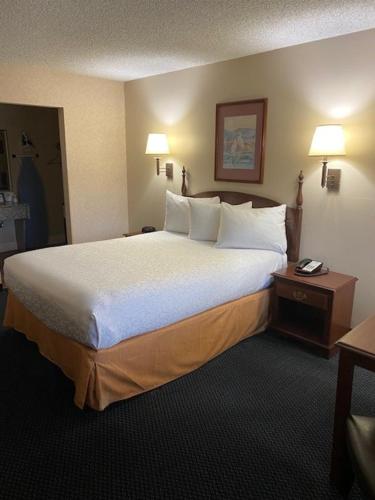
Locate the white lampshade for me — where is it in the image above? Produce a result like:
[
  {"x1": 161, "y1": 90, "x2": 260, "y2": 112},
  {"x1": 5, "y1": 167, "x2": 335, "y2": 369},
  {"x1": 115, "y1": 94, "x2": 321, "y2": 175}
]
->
[
  {"x1": 308, "y1": 125, "x2": 346, "y2": 157},
  {"x1": 145, "y1": 133, "x2": 170, "y2": 155}
]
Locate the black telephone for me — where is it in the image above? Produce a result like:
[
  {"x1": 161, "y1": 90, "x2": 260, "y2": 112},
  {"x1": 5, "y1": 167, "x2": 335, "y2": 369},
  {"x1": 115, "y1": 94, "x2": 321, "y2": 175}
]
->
[{"x1": 295, "y1": 258, "x2": 324, "y2": 275}]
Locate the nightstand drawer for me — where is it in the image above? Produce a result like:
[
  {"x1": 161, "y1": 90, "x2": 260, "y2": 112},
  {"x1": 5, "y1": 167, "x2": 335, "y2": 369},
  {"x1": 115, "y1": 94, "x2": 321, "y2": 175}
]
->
[{"x1": 275, "y1": 281, "x2": 329, "y2": 310}]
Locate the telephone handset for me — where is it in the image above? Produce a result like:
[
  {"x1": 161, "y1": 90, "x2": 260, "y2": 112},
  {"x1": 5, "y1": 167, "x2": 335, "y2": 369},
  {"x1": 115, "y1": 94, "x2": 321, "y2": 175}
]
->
[{"x1": 295, "y1": 258, "x2": 324, "y2": 275}]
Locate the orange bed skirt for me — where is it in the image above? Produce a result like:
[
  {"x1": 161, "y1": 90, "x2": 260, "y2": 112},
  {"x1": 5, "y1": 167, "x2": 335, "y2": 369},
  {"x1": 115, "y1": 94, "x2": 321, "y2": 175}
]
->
[{"x1": 4, "y1": 289, "x2": 270, "y2": 410}]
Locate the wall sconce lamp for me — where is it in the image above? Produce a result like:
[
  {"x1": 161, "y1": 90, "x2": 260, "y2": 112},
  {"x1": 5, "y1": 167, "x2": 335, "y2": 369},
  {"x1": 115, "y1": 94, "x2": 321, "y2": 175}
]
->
[
  {"x1": 145, "y1": 133, "x2": 173, "y2": 178},
  {"x1": 308, "y1": 124, "x2": 346, "y2": 190}
]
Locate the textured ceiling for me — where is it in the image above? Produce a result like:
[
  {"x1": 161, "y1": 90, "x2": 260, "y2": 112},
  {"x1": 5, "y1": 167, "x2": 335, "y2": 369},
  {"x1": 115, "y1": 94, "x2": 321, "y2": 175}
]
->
[{"x1": 1, "y1": 0, "x2": 375, "y2": 81}]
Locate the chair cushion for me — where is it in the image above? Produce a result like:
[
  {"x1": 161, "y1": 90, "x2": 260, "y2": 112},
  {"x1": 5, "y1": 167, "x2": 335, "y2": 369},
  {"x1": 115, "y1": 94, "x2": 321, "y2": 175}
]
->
[{"x1": 347, "y1": 415, "x2": 375, "y2": 498}]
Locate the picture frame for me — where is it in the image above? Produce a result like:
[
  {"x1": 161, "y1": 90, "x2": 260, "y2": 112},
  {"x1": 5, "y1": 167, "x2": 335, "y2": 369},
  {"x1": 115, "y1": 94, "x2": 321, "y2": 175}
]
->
[{"x1": 214, "y1": 98, "x2": 267, "y2": 183}]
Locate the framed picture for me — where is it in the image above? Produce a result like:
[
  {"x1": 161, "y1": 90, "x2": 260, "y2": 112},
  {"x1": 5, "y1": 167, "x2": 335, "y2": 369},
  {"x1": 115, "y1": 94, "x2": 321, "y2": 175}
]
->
[{"x1": 214, "y1": 98, "x2": 267, "y2": 183}]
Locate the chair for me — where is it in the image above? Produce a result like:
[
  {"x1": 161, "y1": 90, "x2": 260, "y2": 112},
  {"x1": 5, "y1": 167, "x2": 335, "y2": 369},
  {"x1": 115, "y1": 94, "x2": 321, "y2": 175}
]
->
[{"x1": 346, "y1": 415, "x2": 375, "y2": 499}]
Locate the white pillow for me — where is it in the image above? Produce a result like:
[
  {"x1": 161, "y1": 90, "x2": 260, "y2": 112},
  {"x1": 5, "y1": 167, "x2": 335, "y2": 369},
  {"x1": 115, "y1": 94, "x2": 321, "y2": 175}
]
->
[
  {"x1": 216, "y1": 203, "x2": 287, "y2": 253},
  {"x1": 249, "y1": 204, "x2": 286, "y2": 225},
  {"x1": 164, "y1": 191, "x2": 220, "y2": 233},
  {"x1": 188, "y1": 200, "x2": 253, "y2": 242},
  {"x1": 188, "y1": 200, "x2": 221, "y2": 241},
  {"x1": 221, "y1": 201, "x2": 253, "y2": 210}
]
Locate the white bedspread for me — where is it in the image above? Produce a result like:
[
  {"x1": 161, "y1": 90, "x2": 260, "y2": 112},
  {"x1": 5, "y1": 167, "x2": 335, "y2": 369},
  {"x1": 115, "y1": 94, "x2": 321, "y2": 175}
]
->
[{"x1": 4, "y1": 231, "x2": 286, "y2": 349}]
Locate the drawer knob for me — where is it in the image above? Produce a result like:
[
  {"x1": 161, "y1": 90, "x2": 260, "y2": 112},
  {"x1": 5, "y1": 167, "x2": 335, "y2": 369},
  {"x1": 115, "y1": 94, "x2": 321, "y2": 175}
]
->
[{"x1": 293, "y1": 290, "x2": 307, "y2": 301}]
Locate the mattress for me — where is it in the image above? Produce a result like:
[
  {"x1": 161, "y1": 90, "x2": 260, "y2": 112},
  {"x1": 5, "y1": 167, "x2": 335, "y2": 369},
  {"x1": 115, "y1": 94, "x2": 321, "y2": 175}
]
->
[{"x1": 4, "y1": 231, "x2": 286, "y2": 349}]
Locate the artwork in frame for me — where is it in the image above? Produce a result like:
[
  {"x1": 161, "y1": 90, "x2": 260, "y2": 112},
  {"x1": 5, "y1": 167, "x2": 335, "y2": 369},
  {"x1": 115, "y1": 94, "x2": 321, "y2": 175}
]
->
[{"x1": 214, "y1": 98, "x2": 267, "y2": 183}]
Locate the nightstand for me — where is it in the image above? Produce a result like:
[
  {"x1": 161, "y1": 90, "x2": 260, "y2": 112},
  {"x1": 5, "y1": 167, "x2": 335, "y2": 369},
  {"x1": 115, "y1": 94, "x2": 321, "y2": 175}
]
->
[{"x1": 270, "y1": 265, "x2": 358, "y2": 358}]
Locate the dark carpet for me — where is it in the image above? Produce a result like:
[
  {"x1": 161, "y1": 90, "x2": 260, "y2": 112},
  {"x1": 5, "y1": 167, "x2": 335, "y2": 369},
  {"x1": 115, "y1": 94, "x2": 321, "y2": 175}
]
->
[{"x1": 0, "y1": 290, "x2": 372, "y2": 500}]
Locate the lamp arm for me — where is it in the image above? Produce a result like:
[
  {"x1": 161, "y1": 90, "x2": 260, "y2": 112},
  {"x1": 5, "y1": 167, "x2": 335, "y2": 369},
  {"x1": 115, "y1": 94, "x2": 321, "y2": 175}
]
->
[{"x1": 321, "y1": 158, "x2": 328, "y2": 188}]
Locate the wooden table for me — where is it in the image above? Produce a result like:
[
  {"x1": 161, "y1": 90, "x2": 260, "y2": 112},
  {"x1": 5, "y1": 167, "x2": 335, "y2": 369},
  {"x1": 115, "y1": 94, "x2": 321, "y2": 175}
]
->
[
  {"x1": 271, "y1": 265, "x2": 357, "y2": 357},
  {"x1": 331, "y1": 315, "x2": 375, "y2": 492}
]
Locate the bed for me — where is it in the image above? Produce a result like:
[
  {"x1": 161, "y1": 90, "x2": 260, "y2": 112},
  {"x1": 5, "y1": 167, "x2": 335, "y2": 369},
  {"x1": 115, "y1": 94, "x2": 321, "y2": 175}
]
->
[{"x1": 3, "y1": 172, "x2": 304, "y2": 410}]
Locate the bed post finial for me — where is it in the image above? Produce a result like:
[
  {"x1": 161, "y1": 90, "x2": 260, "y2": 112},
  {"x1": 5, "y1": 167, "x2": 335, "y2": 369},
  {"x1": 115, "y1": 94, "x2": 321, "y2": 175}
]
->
[
  {"x1": 296, "y1": 170, "x2": 304, "y2": 209},
  {"x1": 181, "y1": 166, "x2": 187, "y2": 196}
]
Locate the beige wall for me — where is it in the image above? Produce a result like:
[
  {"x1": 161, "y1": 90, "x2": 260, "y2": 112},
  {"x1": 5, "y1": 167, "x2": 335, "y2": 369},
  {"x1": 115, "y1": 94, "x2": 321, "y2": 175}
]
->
[
  {"x1": 125, "y1": 29, "x2": 375, "y2": 326},
  {"x1": 0, "y1": 65, "x2": 128, "y2": 244}
]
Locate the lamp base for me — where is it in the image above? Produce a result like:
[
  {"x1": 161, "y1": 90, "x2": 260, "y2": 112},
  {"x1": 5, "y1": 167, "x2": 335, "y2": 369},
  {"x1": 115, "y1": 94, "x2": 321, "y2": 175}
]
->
[
  {"x1": 155, "y1": 158, "x2": 173, "y2": 179},
  {"x1": 165, "y1": 163, "x2": 173, "y2": 179},
  {"x1": 326, "y1": 168, "x2": 341, "y2": 191}
]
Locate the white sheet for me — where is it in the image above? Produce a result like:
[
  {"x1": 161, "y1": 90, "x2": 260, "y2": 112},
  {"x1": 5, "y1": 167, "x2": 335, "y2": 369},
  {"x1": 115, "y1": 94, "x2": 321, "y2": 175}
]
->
[{"x1": 4, "y1": 231, "x2": 286, "y2": 349}]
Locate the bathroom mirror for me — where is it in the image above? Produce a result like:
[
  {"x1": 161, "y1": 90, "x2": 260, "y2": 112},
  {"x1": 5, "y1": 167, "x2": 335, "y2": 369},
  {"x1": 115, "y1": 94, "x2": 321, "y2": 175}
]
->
[{"x1": 0, "y1": 130, "x2": 12, "y2": 192}]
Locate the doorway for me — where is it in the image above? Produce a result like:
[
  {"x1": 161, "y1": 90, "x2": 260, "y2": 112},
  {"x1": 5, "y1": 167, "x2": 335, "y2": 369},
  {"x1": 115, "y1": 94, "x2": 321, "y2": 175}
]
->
[{"x1": 0, "y1": 103, "x2": 68, "y2": 251}]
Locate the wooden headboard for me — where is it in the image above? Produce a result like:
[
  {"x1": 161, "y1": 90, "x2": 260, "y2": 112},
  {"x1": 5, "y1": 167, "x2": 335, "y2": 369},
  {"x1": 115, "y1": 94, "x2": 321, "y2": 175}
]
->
[{"x1": 181, "y1": 169, "x2": 304, "y2": 262}]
